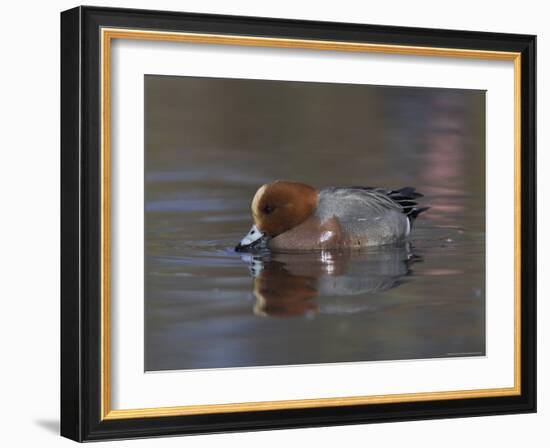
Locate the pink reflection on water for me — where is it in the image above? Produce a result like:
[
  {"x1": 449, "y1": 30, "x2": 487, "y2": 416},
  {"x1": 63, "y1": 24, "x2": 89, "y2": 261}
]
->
[{"x1": 419, "y1": 94, "x2": 468, "y2": 225}]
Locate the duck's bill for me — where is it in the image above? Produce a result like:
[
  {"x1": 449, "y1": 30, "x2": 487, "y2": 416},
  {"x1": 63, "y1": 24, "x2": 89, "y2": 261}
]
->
[{"x1": 235, "y1": 225, "x2": 267, "y2": 252}]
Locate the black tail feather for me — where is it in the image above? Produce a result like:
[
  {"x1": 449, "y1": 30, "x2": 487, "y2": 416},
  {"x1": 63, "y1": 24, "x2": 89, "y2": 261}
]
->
[
  {"x1": 393, "y1": 186, "x2": 423, "y2": 199},
  {"x1": 408, "y1": 206, "x2": 430, "y2": 221},
  {"x1": 387, "y1": 187, "x2": 427, "y2": 219}
]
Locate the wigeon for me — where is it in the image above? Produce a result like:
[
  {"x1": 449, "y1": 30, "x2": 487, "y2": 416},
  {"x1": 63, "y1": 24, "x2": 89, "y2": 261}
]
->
[{"x1": 235, "y1": 181, "x2": 428, "y2": 252}]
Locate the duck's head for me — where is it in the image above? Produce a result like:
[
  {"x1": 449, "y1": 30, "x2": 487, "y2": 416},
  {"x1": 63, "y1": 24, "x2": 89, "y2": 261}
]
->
[{"x1": 235, "y1": 181, "x2": 318, "y2": 252}]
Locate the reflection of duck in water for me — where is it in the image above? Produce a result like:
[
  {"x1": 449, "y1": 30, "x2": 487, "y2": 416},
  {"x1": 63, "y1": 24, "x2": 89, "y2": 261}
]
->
[
  {"x1": 242, "y1": 244, "x2": 417, "y2": 317},
  {"x1": 235, "y1": 181, "x2": 428, "y2": 252}
]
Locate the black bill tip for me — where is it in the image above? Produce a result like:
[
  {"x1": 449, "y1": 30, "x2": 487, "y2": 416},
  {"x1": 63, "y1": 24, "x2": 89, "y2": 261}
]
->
[{"x1": 235, "y1": 238, "x2": 266, "y2": 253}]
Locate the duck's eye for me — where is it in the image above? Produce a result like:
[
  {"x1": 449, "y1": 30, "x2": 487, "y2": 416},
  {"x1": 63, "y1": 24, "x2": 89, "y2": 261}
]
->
[{"x1": 262, "y1": 205, "x2": 274, "y2": 215}]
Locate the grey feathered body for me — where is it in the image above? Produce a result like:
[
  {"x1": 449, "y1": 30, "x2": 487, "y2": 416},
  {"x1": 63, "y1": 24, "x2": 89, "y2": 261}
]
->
[{"x1": 315, "y1": 187, "x2": 422, "y2": 246}]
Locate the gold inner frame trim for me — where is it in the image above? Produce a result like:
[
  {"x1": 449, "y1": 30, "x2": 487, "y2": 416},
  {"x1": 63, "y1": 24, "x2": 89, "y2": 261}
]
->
[{"x1": 100, "y1": 27, "x2": 522, "y2": 420}]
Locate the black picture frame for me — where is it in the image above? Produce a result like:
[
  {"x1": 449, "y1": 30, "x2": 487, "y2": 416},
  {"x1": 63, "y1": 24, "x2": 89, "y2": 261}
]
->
[{"x1": 61, "y1": 5, "x2": 536, "y2": 442}]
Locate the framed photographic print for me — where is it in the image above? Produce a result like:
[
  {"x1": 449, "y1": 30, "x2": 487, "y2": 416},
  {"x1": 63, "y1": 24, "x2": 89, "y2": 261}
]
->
[{"x1": 60, "y1": 6, "x2": 536, "y2": 442}]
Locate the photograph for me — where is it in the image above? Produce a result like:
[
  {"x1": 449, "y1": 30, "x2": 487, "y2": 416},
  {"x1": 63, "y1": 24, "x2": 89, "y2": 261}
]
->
[
  {"x1": 144, "y1": 75, "x2": 486, "y2": 371},
  {"x1": 58, "y1": 4, "x2": 537, "y2": 442}
]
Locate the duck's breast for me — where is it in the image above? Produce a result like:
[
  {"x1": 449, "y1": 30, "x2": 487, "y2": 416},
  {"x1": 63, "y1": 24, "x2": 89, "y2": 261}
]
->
[{"x1": 268, "y1": 215, "x2": 346, "y2": 251}]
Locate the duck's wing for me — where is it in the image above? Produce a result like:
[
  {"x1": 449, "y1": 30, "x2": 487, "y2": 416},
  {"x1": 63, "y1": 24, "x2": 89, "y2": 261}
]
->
[
  {"x1": 353, "y1": 186, "x2": 423, "y2": 200},
  {"x1": 317, "y1": 187, "x2": 403, "y2": 221},
  {"x1": 341, "y1": 186, "x2": 429, "y2": 221}
]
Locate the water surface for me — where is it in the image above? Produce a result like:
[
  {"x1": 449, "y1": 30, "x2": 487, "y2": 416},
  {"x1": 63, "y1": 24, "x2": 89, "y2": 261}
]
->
[{"x1": 144, "y1": 75, "x2": 485, "y2": 371}]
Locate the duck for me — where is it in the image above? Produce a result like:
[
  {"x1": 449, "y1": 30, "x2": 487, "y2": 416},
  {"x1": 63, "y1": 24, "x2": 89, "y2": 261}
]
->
[{"x1": 235, "y1": 180, "x2": 428, "y2": 252}]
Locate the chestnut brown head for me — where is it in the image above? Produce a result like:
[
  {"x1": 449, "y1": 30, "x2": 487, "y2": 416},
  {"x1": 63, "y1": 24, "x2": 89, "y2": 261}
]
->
[
  {"x1": 251, "y1": 181, "x2": 318, "y2": 237},
  {"x1": 235, "y1": 181, "x2": 318, "y2": 251}
]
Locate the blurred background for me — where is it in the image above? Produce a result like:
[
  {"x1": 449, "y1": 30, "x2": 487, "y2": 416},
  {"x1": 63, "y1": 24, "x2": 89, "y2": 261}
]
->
[{"x1": 144, "y1": 75, "x2": 485, "y2": 371}]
